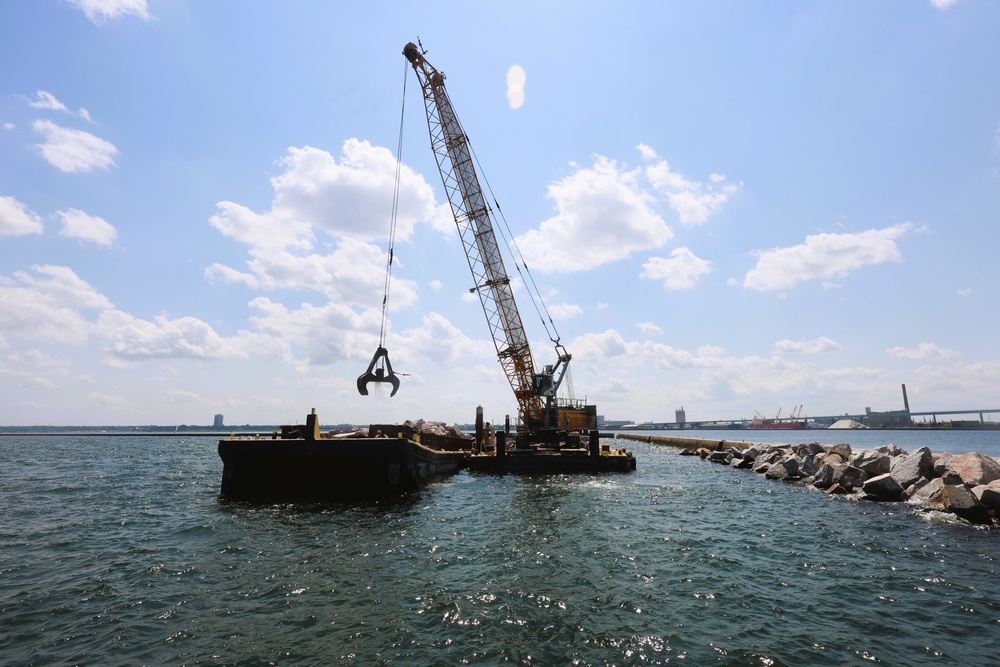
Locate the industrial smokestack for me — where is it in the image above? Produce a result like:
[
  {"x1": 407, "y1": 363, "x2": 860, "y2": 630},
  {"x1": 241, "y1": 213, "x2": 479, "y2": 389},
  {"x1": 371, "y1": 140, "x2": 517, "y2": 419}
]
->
[{"x1": 901, "y1": 384, "x2": 910, "y2": 413}]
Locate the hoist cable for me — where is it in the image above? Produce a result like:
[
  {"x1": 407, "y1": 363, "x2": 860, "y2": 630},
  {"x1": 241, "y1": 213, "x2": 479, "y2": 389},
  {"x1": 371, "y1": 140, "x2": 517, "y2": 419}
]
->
[
  {"x1": 468, "y1": 140, "x2": 562, "y2": 346},
  {"x1": 379, "y1": 61, "x2": 409, "y2": 348}
]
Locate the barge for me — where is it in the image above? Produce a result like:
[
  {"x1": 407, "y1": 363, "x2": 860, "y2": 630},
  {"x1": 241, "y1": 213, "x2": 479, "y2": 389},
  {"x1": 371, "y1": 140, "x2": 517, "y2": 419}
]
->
[
  {"x1": 468, "y1": 423, "x2": 636, "y2": 474},
  {"x1": 217, "y1": 410, "x2": 471, "y2": 502}
]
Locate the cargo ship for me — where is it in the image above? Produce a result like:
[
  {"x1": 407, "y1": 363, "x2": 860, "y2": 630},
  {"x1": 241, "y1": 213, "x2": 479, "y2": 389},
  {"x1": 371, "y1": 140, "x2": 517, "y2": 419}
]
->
[
  {"x1": 747, "y1": 407, "x2": 808, "y2": 430},
  {"x1": 746, "y1": 418, "x2": 808, "y2": 430}
]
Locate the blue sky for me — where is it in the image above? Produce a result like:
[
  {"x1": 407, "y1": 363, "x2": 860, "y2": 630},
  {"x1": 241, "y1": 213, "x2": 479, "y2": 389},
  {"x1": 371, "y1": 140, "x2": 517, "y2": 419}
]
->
[{"x1": 1, "y1": 0, "x2": 998, "y2": 426}]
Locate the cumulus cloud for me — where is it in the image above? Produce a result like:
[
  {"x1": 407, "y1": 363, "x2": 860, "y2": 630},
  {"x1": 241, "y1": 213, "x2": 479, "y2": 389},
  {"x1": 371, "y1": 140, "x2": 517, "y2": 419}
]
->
[
  {"x1": 636, "y1": 322, "x2": 663, "y2": 336},
  {"x1": 516, "y1": 156, "x2": 672, "y2": 272},
  {"x1": 506, "y1": 65, "x2": 526, "y2": 110},
  {"x1": 548, "y1": 302, "x2": 583, "y2": 320},
  {"x1": 206, "y1": 140, "x2": 438, "y2": 308},
  {"x1": 0, "y1": 265, "x2": 113, "y2": 345},
  {"x1": 56, "y1": 209, "x2": 117, "y2": 245},
  {"x1": 742, "y1": 222, "x2": 914, "y2": 291},
  {"x1": 393, "y1": 311, "x2": 488, "y2": 368},
  {"x1": 515, "y1": 147, "x2": 738, "y2": 273},
  {"x1": 640, "y1": 144, "x2": 742, "y2": 225},
  {"x1": 930, "y1": 0, "x2": 958, "y2": 9},
  {"x1": 570, "y1": 329, "x2": 717, "y2": 372},
  {"x1": 0, "y1": 264, "x2": 290, "y2": 368},
  {"x1": 774, "y1": 337, "x2": 842, "y2": 355},
  {"x1": 97, "y1": 310, "x2": 272, "y2": 362},
  {"x1": 248, "y1": 296, "x2": 375, "y2": 367},
  {"x1": 0, "y1": 196, "x2": 45, "y2": 237},
  {"x1": 33, "y1": 120, "x2": 118, "y2": 172},
  {"x1": 885, "y1": 342, "x2": 959, "y2": 360},
  {"x1": 67, "y1": 0, "x2": 151, "y2": 23},
  {"x1": 641, "y1": 247, "x2": 712, "y2": 289}
]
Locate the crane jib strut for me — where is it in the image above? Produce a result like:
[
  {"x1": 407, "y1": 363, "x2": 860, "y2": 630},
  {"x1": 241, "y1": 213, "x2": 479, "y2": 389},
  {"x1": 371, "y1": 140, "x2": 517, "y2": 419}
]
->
[{"x1": 403, "y1": 41, "x2": 574, "y2": 430}]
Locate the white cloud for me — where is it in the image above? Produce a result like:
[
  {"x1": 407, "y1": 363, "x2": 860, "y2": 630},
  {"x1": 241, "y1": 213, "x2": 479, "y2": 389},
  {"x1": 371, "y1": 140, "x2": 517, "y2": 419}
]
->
[
  {"x1": 248, "y1": 296, "x2": 376, "y2": 367},
  {"x1": 957, "y1": 287, "x2": 972, "y2": 297},
  {"x1": 514, "y1": 147, "x2": 739, "y2": 273},
  {"x1": 507, "y1": 65, "x2": 526, "y2": 110},
  {"x1": 392, "y1": 311, "x2": 489, "y2": 368},
  {"x1": 28, "y1": 90, "x2": 69, "y2": 113},
  {"x1": 516, "y1": 156, "x2": 672, "y2": 272},
  {"x1": 0, "y1": 196, "x2": 45, "y2": 237},
  {"x1": 206, "y1": 140, "x2": 437, "y2": 308},
  {"x1": 97, "y1": 310, "x2": 272, "y2": 362},
  {"x1": 2, "y1": 123, "x2": 14, "y2": 130},
  {"x1": 0, "y1": 264, "x2": 292, "y2": 369},
  {"x1": 930, "y1": 0, "x2": 958, "y2": 9},
  {"x1": 885, "y1": 342, "x2": 959, "y2": 360},
  {"x1": 26, "y1": 90, "x2": 91, "y2": 121},
  {"x1": 0, "y1": 265, "x2": 113, "y2": 345},
  {"x1": 640, "y1": 144, "x2": 742, "y2": 225},
  {"x1": 269, "y1": 141, "x2": 435, "y2": 243},
  {"x1": 774, "y1": 337, "x2": 842, "y2": 355},
  {"x1": 429, "y1": 279, "x2": 443, "y2": 291},
  {"x1": 33, "y1": 120, "x2": 118, "y2": 173},
  {"x1": 548, "y1": 302, "x2": 583, "y2": 320},
  {"x1": 641, "y1": 247, "x2": 712, "y2": 289},
  {"x1": 636, "y1": 322, "x2": 662, "y2": 336},
  {"x1": 56, "y1": 208, "x2": 117, "y2": 245},
  {"x1": 743, "y1": 222, "x2": 914, "y2": 291},
  {"x1": 67, "y1": 0, "x2": 151, "y2": 23}
]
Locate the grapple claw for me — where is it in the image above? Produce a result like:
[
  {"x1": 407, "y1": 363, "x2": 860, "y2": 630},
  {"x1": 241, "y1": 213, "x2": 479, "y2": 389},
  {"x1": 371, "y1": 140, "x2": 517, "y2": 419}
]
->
[{"x1": 357, "y1": 346, "x2": 400, "y2": 397}]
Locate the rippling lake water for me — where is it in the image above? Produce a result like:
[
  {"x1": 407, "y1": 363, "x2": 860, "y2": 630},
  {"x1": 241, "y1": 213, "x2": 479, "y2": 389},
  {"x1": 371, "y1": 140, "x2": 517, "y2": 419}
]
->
[{"x1": 2, "y1": 431, "x2": 999, "y2": 665}]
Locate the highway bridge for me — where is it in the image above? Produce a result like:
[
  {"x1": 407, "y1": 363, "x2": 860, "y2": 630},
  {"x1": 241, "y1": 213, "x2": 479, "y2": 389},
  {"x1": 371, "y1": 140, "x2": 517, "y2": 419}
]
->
[{"x1": 621, "y1": 407, "x2": 1000, "y2": 430}]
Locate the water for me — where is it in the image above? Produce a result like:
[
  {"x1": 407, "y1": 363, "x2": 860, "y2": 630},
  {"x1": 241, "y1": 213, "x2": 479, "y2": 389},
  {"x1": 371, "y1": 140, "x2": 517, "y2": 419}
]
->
[{"x1": 2, "y1": 432, "x2": 999, "y2": 666}]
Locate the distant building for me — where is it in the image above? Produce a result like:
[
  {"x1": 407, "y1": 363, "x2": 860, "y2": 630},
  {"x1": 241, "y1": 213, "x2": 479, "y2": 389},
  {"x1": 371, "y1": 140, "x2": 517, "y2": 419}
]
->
[
  {"x1": 213, "y1": 414, "x2": 224, "y2": 428},
  {"x1": 864, "y1": 406, "x2": 912, "y2": 428},
  {"x1": 675, "y1": 407, "x2": 686, "y2": 426}
]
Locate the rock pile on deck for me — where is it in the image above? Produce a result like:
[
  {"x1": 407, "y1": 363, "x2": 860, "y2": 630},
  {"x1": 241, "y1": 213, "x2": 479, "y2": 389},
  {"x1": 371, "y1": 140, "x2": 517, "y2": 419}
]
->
[{"x1": 685, "y1": 442, "x2": 1000, "y2": 525}]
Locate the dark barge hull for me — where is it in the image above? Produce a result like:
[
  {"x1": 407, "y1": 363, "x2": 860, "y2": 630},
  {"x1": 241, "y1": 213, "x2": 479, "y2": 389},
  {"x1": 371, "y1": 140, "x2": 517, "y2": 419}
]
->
[
  {"x1": 468, "y1": 429, "x2": 636, "y2": 474},
  {"x1": 468, "y1": 448, "x2": 636, "y2": 474},
  {"x1": 218, "y1": 437, "x2": 467, "y2": 502}
]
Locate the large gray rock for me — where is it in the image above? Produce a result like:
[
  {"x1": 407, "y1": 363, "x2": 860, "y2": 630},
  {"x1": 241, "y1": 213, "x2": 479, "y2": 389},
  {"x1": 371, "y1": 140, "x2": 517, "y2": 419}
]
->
[
  {"x1": 708, "y1": 450, "x2": 733, "y2": 464},
  {"x1": 949, "y1": 452, "x2": 1000, "y2": 486},
  {"x1": 971, "y1": 481, "x2": 1000, "y2": 511},
  {"x1": 874, "y1": 443, "x2": 907, "y2": 457},
  {"x1": 765, "y1": 457, "x2": 799, "y2": 480},
  {"x1": 828, "y1": 443, "x2": 852, "y2": 460},
  {"x1": 752, "y1": 451, "x2": 782, "y2": 473},
  {"x1": 856, "y1": 453, "x2": 891, "y2": 477},
  {"x1": 933, "y1": 452, "x2": 954, "y2": 478},
  {"x1": 795, "y1": 442, "x2": 825, "y2": 457},
  {"x1": 862, "y1": 473, "x2": 904, "y2": 501},
  {"x1": 889, "y1": 446, "x2": 933, "y2": 488},
  {"x1": 832, "y1": 465, "x2": 866, "y2": 491},
  {"x1": 812, "y1": 464, "x2": 837, "y2": 490},
  {"x1": 797, "y1": 454, "x2": 819, "y2": 477},
  {"x1": 817, "y1": 452, "x2": 847, "y2": 468},
  {"x1": 910, "y1": 477, "x2": 946, "y2": 503},
  {"x1": 924, "y1": 484, "x2": 992, "y2": 524}
]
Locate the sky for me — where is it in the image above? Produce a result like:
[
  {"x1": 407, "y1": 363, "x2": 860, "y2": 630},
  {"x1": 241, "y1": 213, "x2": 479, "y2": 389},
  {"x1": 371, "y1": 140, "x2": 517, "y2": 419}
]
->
[{"x1": 1, "y1": 0, "x2": 999, "y2": 427}]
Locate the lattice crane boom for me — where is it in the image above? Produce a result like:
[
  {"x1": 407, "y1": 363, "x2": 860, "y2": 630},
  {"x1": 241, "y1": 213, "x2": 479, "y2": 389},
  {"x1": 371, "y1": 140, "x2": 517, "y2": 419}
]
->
[{"x1": 403, "y1": 42, "x2": 545, "y2": 427}]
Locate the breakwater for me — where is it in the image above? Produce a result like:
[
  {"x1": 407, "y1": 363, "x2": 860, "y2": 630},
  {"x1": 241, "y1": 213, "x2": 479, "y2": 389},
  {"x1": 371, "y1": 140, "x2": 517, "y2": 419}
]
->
[{"x1": 619, "y1": 432, "x2": 1000, "y2": 525}]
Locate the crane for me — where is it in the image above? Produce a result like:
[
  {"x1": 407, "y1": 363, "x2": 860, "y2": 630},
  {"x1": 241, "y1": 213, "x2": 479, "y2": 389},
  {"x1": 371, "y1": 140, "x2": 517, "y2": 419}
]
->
[{"x1": 402, "y1": 41, "x2": 584, "y2": 438}]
